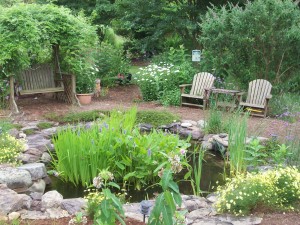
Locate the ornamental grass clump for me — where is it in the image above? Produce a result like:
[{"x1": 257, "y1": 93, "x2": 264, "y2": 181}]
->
[
  {"x1": 0, "y1": 133, "x2": 25, "y2": 165},
  {"x1": 215, "y1": 167, "x2": 300, "y2": 216},
  {"x1": 52, "y1": 107, "x2": 190, "y2": 189}
]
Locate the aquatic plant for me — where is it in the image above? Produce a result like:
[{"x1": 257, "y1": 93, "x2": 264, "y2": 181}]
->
[
  {"x1": 52, "y1": 107, "x2": 190, "y2": 189},
  {"x1": 228, "y1": 111, "x2": 249, "y2": 175}
]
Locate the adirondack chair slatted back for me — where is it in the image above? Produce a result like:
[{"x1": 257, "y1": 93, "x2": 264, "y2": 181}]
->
[
  {"x1": 190, "y1": 72, "x2": 215, "y2": 96},
  {"x1": 246, "y1": 79, "x2": 272, "y2": 106},
  {"x1": 20, "y1": 65, "x2": 58, "y2": 90}
]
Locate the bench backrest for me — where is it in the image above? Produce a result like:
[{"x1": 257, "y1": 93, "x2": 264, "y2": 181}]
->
[
  {"x1": 246, "y1": 79, "x2": 272, "y2": 106},
  {"x1": 20, "y1": 64, "x2": 60, "y2": 90},
  {"x1": 190, "y1": 72, "x2": 215, "y2": 96}
]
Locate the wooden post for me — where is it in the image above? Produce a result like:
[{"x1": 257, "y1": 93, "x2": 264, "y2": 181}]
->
[
  {"x1": 71, "y1": 74, "x2": 81, "y2": 107},
  {"x1": 9, "y1": 76, "x2": 19, "y2": 114}
]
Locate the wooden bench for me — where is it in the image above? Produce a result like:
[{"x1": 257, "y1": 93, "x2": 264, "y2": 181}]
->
[{"x1": 19, "y1": 64, "x2": 64, "y2": 95}]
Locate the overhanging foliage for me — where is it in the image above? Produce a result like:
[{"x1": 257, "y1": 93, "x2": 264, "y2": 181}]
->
[{"x1": 0, "y1": 3, "x2": 98, "y2": 77}]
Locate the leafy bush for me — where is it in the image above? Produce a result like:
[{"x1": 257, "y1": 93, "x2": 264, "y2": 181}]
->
[
  {"x1": 199, "y1": 0, "x2": 300, "y2": 91},
  {"x1": 216, "y1": 167, "x2": 300, "y2": 215},
  {"x1": 0, "y1": 133, "x2": 25, "y2": 165},
  {"x1": 94, "y1": 42, "x2": 130, "y2": 87},
  {"x1": 52, "y1": 108, "x2": 190, "y2": 189}
]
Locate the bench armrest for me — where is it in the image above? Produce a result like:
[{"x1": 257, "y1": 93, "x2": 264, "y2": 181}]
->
[
  {"x1": 179, "y1": 84, "x2": 192, "y2": 93},
  {"x1": 237, "y1": 92, "x2": 245, "y2": 96},
  {"x1": 179, "y1": 84, "x2": 192, "y2": 88},
  {"x1": 266, "y1": 94, "x2": 272, "y2": 99}
]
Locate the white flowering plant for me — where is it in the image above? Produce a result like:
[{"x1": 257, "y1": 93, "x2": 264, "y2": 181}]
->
[
  {"x1": 215, "y1": 167, "x2": 300, "y2": 215},
  {"x1": 0, "y1": 133, "x2": 25, "y2": 165},
  {"x1": 134, "y1": 60, "x2": 195, "y2": 105}
]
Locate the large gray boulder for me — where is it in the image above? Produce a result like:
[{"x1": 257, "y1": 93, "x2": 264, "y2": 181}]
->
[
  {"x1": 17, "y1": 163, "x2": 47, "y2": 181},
  {"x1": 41, "y1": 191, "x2": 63, "y2": 209},
  {"x1": 0, "y1": 184, "x2": 32, "y2": 214},
  {"x1": 0, "y1": 167, "x2": 32, "y2": 190}
]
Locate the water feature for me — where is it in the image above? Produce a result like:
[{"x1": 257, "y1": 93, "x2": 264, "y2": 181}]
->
[{"x1": 46, "y1": 151, "x2": 227, "y2": 201}]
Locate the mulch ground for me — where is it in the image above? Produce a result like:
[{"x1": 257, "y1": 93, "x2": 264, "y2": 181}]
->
[{"x1": 3, "y1": 84, "x2": 300, "y2": 224}]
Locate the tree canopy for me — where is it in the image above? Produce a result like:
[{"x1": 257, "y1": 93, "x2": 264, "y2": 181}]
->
[{"x1": 0, "y1": 3, "x2": 98, "y2": 77}]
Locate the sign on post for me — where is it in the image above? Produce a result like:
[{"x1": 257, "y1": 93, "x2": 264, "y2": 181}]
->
[{"x1": 192, "y1": 50, "x2": 201, "y2": 62}]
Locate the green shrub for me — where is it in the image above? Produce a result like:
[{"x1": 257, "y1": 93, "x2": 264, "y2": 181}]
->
[
  {"x1": 159, "y1": 89, "x2": 181, "y2": 106},
  {"x1": 199, "y1": 0, "x2": 300, "y2": 91},
  {"x1": 94, "y1": 42, "x2": 130, "y2": 87},
  {"x1": 216, "y1": 167, "x2": 300, "y2": 215},
  {"x1": 52, "y1": 108, "x2": 190, "y2": 189},
  {"x1": 0, "y1": 133, "x2": 25, "y2": 165}
]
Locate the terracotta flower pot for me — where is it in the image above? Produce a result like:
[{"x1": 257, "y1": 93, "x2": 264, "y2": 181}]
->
[{"x1": 76, "y1": 93, "x2": 93, "y2": 105}]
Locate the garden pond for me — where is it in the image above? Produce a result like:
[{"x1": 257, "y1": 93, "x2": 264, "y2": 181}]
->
[{"x1": 46, "y1": 152, "x2": 227, "y2": 202}]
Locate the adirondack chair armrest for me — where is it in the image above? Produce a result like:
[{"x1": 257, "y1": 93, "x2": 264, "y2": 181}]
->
[
  {"x1": 179, "y1": 84, "x2": 192, "y2": 93},
  {"x1": 266, "y1": 94, "x2": 272, "y2": 99},
  {"x1": 236, "y1": 92, "x2": 245, "y2": 102}
]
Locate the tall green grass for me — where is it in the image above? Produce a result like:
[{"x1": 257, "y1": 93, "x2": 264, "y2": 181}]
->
[
  {"x1": 52, "y1": 108, "x2": 190, "y2": 189},
  {"x1": 228, "y1": 111, "x2": 249, "y2": 175},
  {"x1": 190, "y1": 147, "x2": 206, "y2": 196}
]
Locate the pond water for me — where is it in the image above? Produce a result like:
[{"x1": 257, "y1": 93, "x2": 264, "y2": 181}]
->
[{"x1": 46, "y1": 151, "x2": 228, "y2": 202}]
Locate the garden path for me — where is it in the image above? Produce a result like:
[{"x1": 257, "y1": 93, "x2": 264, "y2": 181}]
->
[{"x1": 12, "y1": 84, "x2": 300, "y2": 141}]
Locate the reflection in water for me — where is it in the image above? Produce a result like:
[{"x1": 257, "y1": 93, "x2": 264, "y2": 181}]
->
[{"x1": 46, "y1": 151, "x2": 228, "y2": 202}]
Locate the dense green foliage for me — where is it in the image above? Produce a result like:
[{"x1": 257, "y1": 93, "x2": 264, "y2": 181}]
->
[
  {"x1": 216, "y1": 167, "x2": 300, "y2": 215},
  {"x1": 94, "y1": 42, "x2": 130, "y2": 86},
  {"x1": 200, "y1": 0, "x2": 300, "y2": 92},
  {"x1": 0, "y1": 4, "x2": 98, "y2": 78},
  {"x1": 52, "y1": 108, "x2": 190, "y2": 189}
]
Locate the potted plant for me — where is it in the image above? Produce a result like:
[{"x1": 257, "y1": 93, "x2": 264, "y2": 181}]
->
[{"x1": 76, "y1": 69, "x2": 96, "y2": 105}]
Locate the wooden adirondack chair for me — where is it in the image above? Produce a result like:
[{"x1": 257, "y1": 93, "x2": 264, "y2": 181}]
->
[
  {"x1": 179, "y1": 72, "x2": 215, "y2": 109},
  {"x1": 238, "y1": 79, "x2": 272, "y2": 117}
]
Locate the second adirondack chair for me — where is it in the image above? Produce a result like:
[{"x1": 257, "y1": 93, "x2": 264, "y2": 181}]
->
[
  {"x1": 238, "y1": 79, "x2": 272, "y2": 117},
  {"x1": 179, "y1": 72, "x2": 215, "y2": 109}
]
